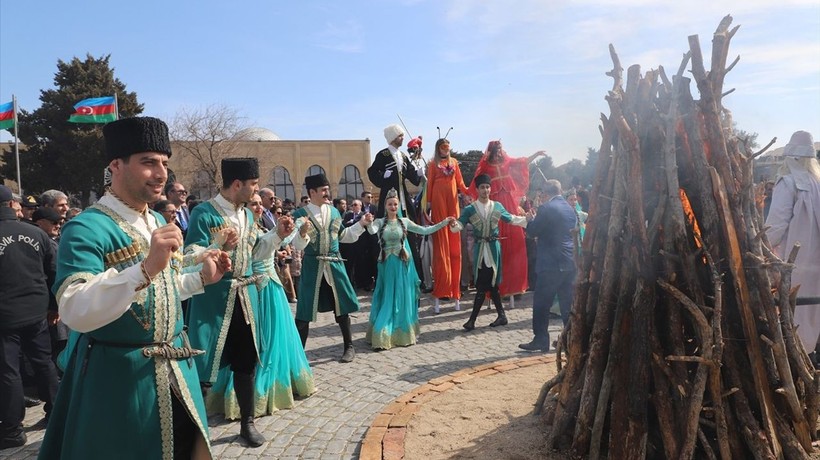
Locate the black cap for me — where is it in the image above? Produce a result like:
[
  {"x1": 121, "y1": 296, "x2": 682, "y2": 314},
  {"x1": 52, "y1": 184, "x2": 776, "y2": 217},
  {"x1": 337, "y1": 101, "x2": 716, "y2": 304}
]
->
[
  {"x1": 221, "y1": 158, "x2": 260, "y2": 184},
  {"x1": 304, "y1": 173, "x2": 330, "y2": 191},
  {"x1": 473, "y1": 174, "x2": 491, "y2": 187},
  {"x1": 32, "y1": 207, "x2": 62, "y2": 223},
  {"x1": 0, "y1": 185, "x2": 12, "y2": 202},
  {"x1": 103, "y1": 117, "x2": 172, "y2": 161},
  {"x1": 22, "y1": 195, "x2": 39, "y2": 208}
]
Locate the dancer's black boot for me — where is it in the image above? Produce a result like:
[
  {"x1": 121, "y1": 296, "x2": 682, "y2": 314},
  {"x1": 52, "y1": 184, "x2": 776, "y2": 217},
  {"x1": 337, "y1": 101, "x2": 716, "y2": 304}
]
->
[
  {"x1": 234, "y1": 372, "x2": 265, "y2": 447},
  {"x1": 295, "y1": 319, "x2": 310, "y2": 348},
  {"x1": 337, "y1": 314, "x2": 356, "y2": 362},
  {"x1": 488, "y1": 288, "x2": 508, "y2": 327},
  {"x1": 464, "y1": 290, "x2": 485, "y2": 331}
]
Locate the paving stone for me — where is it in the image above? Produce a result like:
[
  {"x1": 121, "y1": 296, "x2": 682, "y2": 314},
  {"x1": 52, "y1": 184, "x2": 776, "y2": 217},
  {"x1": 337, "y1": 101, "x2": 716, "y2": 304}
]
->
[{"x1": 8, "y1": 292, "x2": 562, "y2": 460}]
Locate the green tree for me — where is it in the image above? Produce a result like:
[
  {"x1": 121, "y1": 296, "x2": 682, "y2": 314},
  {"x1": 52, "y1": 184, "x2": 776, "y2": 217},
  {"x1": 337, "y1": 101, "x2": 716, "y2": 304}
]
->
[
  {"x1": 0, "y1": 54, "x2": 142, "y2": 202},
  {"x1": 450, "y1": 149, "x2": 483, "y2": 186},
  {"x1": 529, "y1": 155, "x2": 557, "y2": 193},
  {"x1": 731, "y1": 121, "x2": 760, "y2": 151}
]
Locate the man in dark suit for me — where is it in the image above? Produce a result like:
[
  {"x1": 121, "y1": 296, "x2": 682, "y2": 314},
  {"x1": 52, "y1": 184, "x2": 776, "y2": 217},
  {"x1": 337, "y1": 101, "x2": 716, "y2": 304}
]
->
[
  {"x1": 367, "y1": 124, "x2": 422, "y2": 221},
  {"x1": 360, "y1": 191, "x2": 377, "y2": 215},
  {"x1": 353, "y1": 193, "x2": 378, "y2": 290},
  {"x1": 259, "y1": 188, "x2": 277, "y2": 231},
  {"x1": 165, "y1": 181, "x2": 189, "y2": 236},
  {"x1": 340, "y1": 199, "x2": 363, "y2": 283},
  {"x1": 519, "y1": 179, "x2": 577, "y2": 352}
]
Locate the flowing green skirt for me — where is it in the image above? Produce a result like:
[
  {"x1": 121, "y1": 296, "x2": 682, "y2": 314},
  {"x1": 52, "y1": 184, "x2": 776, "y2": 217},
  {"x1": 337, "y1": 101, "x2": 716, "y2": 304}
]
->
[
  {"x1": 366, "y1": 251, "x2": 421, "y2": 349},
  {"x1": 207, "y1": 278, "x2": 315, "y2": 418}
]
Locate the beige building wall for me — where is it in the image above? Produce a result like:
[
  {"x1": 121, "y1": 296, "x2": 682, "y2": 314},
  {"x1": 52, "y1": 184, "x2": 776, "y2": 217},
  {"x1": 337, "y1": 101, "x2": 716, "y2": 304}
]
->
[{"x1": 168, "y1": 139, "x2": 376, "y2": 202}]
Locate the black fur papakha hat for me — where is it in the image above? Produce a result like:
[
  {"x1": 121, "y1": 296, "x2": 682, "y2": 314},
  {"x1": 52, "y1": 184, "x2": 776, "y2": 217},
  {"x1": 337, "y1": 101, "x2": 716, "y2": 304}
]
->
[
  {"x1": 103, "y1": 117, "x2": 172, "y2": 160},
  {"x1": 473, "y1": 174, "x2": 491, "y2": 187},
  {"x1": 221, "y1": 158, "x2": 260, "y2": 183},
  {"x1": 304, "y1": 173, "x2": 330, "y2": 191}
]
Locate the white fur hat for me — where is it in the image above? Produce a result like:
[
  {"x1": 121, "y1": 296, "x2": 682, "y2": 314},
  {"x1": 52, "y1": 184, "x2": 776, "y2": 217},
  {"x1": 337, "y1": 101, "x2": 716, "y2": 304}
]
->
[
  {"x1": 783, "y1": 130, "x2": 816, "y2": 158},
  {"x1": 383, "y1": 124, "x2": 405, "y2": 143}
]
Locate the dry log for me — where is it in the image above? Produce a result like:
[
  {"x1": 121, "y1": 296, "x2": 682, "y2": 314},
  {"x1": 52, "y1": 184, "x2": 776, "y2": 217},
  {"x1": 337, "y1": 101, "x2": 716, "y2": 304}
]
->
[{"x1": 539, "y1": 15, "x2": 817, "y2": 460}]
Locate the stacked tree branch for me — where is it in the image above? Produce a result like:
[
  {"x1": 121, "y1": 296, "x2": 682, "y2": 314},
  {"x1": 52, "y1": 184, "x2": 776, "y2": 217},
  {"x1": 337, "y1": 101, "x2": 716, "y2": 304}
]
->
[{"x1": 537, "y1": 15, "x2": 818, "y2": 459}]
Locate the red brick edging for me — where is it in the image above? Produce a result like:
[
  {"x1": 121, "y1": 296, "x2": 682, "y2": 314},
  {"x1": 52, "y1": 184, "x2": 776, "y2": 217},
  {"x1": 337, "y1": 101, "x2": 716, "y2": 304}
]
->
[{"x1": 359, "y1": 355, "x2": 557, "y2": 460}]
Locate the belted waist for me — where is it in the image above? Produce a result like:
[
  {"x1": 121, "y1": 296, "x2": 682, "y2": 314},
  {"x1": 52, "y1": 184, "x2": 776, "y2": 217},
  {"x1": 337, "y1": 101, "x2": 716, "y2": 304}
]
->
[
  {"x1": 316, "y1": 254, "x2": 346, "y2": 262},
  {"x1": 475, "y1": 236, "x2": 506, "y2": 242},
  {"x1": 86, "y1": 331, "x2": 204, "y2": 360},
  {"x1": 230, "y1": 274, "x2": 264, "y2": 288},
  {"x1": 307, "y1": 251, "x2": 345, "y2": 262}
]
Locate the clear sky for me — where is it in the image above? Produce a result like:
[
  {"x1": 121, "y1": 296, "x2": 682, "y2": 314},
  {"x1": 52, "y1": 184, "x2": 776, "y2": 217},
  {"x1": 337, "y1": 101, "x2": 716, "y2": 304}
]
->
[{"x1": 1, "y1": 0, "x2": 818, "y2": 165}]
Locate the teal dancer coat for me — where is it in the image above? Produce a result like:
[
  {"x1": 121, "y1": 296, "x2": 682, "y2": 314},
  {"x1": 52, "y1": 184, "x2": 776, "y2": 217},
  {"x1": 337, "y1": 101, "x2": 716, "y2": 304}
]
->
[
  {"x1": 39, "y1": 205, "x2": 210, "y2": 460},
  {"x1": 184, "y1": 199, "x2": 281, "y2": 384},
  {"x1": 291, "y1": 205, "x2": 361, "y2": 322},
  {"x1": 454, "y1": 201, "x2": 521, "y2": 287}
]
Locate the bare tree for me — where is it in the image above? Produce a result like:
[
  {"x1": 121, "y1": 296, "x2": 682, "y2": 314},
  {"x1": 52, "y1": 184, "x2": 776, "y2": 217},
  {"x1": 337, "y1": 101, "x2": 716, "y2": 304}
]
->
[{"x1": 170, "y1": 104, "x2": 249, "y2": 196}]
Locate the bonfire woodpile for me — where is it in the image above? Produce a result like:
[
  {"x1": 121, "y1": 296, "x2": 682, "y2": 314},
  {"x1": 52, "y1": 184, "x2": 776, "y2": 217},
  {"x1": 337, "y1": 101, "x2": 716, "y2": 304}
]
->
[{"x1": 536, "y1": 15, "x2": 818, "y2": 459}]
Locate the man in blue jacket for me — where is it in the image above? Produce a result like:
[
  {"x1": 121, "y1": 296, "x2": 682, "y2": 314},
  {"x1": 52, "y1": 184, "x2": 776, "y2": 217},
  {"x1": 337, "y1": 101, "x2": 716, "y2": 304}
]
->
[{"x1": 519, "y1": 179, "x2": 577, "y2": 352}]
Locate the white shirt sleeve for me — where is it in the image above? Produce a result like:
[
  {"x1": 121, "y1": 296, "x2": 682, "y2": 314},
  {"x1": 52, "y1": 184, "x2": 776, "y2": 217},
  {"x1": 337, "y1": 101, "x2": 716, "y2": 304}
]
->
[
  {"x1": 510, "y1": 215, "x2": 528, "y2": 227},
  {"x1": 58, "y1": 265, "x2": 145, "y2": 333},
  {"x1": 367, "y1": 219, "x2": 382, "y2": 235},
  {"x1": 339, "y1": 221, "x2": 366, "y2": 243},
  {"x1": 178, "y1": 272, "x2": 205, "y2": 301},
  {"x1": 253, "y1": 229, "x2": 284, "y2": 261},
  {"x1": 59, "y1": 265, "x2": 205, "y2": 332}
]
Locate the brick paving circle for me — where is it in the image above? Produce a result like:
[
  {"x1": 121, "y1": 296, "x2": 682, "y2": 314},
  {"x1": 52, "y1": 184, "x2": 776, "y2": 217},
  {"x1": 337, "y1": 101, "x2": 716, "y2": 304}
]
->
[
  {"x1": 2, "y1": 291, "x2": 563, "y2": 460},
  {"x1": 359, "y1": 354, "x2": 557, "y2": 460}
]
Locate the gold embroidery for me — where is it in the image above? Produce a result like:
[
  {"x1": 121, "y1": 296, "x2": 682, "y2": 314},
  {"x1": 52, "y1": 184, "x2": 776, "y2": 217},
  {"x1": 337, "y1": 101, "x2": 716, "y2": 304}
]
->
[
  {"x1": 170, "y1": 361, "x2": 212, "y2": 453},
  {"x1": 156, "y1": 360, "x2": 174, "y2": 460},
  {"x1": 55, "y1": 272, "x2": 95, "y2": 302}
]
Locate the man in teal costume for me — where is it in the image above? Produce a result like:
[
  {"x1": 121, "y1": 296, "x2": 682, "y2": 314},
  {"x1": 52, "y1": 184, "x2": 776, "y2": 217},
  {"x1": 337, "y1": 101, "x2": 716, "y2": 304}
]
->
[
  {"x1": 185, "y1": 157, "x2": 292, "y2": 447},
  {"x1": 291, "y1": 173, "x2": 373, "y2": 363},
  {"x1": 450, "y1": 174, "x2": 530, "y2": 331},
  {"x1": 39, "y1": 117, "x2": 230, "y2": 460}
]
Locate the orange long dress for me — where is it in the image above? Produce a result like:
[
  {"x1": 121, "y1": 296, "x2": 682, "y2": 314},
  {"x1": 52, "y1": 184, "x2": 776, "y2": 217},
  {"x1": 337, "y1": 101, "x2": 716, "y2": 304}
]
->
[
  {"x1": 426, "y1": 157, "x2": 469, "y2": 300},
  {"x1": 469, "y1": 156, "x2": 530, "y2": 296}
]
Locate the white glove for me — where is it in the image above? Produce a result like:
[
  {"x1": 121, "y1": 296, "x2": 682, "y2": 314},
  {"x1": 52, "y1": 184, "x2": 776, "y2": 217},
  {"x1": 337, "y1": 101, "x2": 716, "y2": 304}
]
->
[{"x1": 383, "y1": 170, "x2": 392, "y2": 179}]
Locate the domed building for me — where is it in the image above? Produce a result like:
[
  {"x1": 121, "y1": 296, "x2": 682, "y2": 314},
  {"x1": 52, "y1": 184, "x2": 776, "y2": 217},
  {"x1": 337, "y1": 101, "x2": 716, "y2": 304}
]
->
[
  {"x1": 232, "y1": 127, "x2": 281, "y2": 142},
  {"x1": 168, "y1": 127, "x2": 375, "y2": 203}
]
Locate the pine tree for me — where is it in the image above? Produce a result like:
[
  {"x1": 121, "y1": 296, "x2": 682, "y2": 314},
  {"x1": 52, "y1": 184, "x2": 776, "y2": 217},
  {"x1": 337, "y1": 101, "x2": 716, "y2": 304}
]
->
[{"x1": 1, "y1": 54, "x2": 142, "y2": 203}]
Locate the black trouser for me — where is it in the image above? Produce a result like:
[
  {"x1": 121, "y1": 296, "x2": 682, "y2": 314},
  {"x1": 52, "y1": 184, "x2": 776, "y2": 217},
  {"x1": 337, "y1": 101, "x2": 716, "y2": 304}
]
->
[
  {"x1": 295, "y1": 279, "x2": 354, "y2": 349},
  {"x1": 355, "y1": 233, "x2": 378, "y2": 289},
  {"x1": 224, "y1": 296, "x2": 256, "y2": 375},
  {"x1": 469, "y1": 263, "x2": 505, "y2": 319},
  {"x1": 0, "y1": 319, "x2": 59, "y2": 436},
  {"x1": 172, "y1": 390, "x2": 198, "y2": 459}
]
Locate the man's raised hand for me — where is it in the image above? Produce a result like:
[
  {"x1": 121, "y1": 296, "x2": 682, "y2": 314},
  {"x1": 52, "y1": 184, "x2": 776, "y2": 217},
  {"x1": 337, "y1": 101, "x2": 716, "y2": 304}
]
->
[
  {"x1": 144, "y1": 224, "x2": 184, "y2": 277},
  {"x1": 199, "y1": 249, "x2": 232, "y2": 285}
]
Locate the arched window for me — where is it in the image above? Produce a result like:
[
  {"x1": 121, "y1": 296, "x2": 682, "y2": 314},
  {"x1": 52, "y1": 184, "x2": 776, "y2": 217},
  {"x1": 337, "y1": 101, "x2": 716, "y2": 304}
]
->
[
  {"x1": 338, "y1": 165, "x2": 364, "y2": 201},
  {"x1": 302, "y1": 165, "x2": 327, "y2": 196},
  {"x1": 271, "y1": 166, "x2": 295, "y2": 201}
]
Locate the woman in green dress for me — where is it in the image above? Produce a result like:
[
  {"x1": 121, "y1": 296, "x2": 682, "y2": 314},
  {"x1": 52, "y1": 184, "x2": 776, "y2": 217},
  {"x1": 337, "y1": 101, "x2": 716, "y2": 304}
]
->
[{"x1": 366, "y1": 189, "x2": 453, "y2": 349}]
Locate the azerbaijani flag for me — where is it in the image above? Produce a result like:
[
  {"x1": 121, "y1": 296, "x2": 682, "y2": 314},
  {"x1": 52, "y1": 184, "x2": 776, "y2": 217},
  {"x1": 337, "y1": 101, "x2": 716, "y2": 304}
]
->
[
  {"x1": 0, "y1": 101, "x2": 14, "y2": 130},
  {"x1": 68, "y1": 96, "x2": 117, "y2": 123}
]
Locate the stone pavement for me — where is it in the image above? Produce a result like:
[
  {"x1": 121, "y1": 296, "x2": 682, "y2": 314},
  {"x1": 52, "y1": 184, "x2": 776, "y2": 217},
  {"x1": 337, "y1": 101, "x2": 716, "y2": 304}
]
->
[{"x1": 2, "y1": 290, "x2": 563, "y2": 459}]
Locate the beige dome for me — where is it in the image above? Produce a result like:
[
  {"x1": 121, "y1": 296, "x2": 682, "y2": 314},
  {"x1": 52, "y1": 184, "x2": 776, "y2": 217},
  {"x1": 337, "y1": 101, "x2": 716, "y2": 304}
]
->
[{"x1": 233, "y1": 127, "x2": 281, "y2": 141}]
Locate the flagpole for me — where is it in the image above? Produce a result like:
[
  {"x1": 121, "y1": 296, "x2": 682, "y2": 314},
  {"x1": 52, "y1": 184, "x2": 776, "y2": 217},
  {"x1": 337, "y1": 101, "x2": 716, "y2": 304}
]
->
[
  {"x1": 12, "y1": 94, "x2": 21, "y2": 195},
  {"x1": 114, "y1": 93, "x2": 119, "y2": 120}
]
